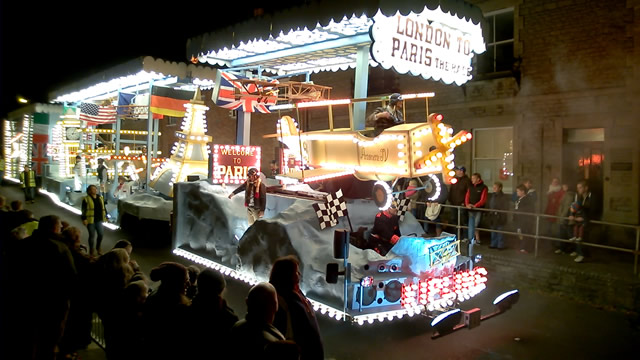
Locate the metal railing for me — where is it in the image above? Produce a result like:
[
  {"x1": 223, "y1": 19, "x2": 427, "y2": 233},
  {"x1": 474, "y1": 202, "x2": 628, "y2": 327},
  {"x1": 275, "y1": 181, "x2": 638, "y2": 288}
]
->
[
  {"x1": 90, "y1": 313, "x2": 106, "y2": 350},
  {"x1": 415, "y1": 202, "x2": 640, "y2": 275}
]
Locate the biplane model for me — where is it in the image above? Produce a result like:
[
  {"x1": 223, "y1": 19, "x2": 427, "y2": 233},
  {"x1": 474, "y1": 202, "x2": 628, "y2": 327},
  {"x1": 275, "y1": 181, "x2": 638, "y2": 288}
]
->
[{"x1": 274, "y1": 93, "x2": 472, "y2": 188}]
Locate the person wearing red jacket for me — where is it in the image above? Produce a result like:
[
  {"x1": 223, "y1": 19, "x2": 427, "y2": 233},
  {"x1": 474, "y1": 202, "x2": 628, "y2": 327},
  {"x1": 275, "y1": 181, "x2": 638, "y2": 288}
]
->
[
  {"x1": 229, "y1": 168, "x2": 267, "y2": 226},
  {"x1": 465, "y1": 173, "x2": 488, "y2": 245}
]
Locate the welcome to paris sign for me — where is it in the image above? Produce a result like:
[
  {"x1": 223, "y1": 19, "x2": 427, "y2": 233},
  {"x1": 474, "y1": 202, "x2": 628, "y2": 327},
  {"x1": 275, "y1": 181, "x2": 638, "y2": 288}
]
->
[{"x1": 370, "y1": 7, "x2": 486, "y2": 86}]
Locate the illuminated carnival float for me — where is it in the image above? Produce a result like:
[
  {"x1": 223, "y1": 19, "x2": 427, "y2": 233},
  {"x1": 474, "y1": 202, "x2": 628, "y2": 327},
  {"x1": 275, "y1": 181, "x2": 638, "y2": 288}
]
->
[
  {"x1": 171, "y1": 90, "x2": 502, "y2": 330},
  {"x1": 45, "y1": 105, "x2": 165, "y2": 210},
  {"x1": 171, "y1": 2, "x2": 518, "y2": 333},
  {"x1": 3, "y1": 104, "x2": 63, "y2": 182},
  {"x1": 40, "y1": 57, "x2": 218, "y2": 223}
]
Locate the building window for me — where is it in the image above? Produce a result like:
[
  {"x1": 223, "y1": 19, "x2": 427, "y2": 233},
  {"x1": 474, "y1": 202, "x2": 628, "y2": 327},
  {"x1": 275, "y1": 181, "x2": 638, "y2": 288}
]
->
[
  {"x1": 472, "y1": 127, "x2": 514, "y2": 193},
  {"x1": 476, "y1": 9, "x2": 514, "y2": 74}
]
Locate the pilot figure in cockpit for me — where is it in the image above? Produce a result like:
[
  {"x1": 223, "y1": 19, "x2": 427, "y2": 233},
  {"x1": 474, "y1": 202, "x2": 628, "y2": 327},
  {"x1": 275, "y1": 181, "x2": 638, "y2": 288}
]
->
[{"x1": 367, "y1": 93, "x2": 405, "y2": 136}]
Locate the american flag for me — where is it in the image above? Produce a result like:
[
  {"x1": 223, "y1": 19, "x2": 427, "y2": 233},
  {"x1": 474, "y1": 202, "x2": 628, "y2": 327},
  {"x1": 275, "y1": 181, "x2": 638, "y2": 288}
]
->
[
  {"x1": 79, "y1": 103, "x2": 117, "y2": 125},
  {"x1": 213, "y1": 71, "x2": 278, "y2": 113}
]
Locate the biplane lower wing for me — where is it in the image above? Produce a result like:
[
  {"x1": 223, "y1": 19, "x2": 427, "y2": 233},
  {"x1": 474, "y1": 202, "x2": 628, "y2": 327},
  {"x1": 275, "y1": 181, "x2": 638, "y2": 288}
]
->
[{"x1": 276, "y1": 168, "x2": 355, "y2": 184}]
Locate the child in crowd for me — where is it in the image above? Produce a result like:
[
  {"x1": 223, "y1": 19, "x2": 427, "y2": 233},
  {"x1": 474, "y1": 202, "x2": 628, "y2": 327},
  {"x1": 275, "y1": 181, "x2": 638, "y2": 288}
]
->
[{"x1": 569, "y1": 201, "x2": 584, "y2": 241}]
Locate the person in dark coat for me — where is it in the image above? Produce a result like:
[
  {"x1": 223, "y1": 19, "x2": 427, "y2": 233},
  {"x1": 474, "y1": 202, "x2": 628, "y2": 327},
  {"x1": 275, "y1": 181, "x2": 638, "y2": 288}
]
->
[
  {"x1": 10, "y1": 215, "x2": 77, "y2": 360},
  {"x1": 514, "y1": 184, "x2": 535, "y2": 252},
  {"x1": 187, "y1": 268, "x2": 239, "y2": 359},
  {"x1": 59, "y1": 226, "x2": 95, "y2": 357},
  {"x1": 270, "y1": 255, "x2": 323, "y2": 360},
  {"x1": 554, "y1": 183, "x2": 575, "y2": 254},
  {"x1": 487, "y1": 181, "x2": 510, "y2": 249},
  {"x1": 229, "y1": 167, "x2": 267, "y2": 226},
  {"x1": 448, "y1": 166, "x2": 472, "y2": 235},
  {"x1": 107, "y1": 280, "x2": 149, "y2": 360},
  {"x1": 570, "y1": 180, "x2": 601, "y2": 263},
  {"x1": 230, "y1": 282, "x2": 286, "y2": 360},
  {"x1": 142, "y1": 262, "x2": 191, "y2": 359}
]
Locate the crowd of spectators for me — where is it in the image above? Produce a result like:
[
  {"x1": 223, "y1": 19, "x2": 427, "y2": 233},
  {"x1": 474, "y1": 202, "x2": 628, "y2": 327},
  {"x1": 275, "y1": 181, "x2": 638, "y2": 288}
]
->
[
  {"x1": 0, "y1": 195, "x2": 321, "y2": 359},
  {"x1": 406, "y1": 167, "x2": 602, "y2": 264}
]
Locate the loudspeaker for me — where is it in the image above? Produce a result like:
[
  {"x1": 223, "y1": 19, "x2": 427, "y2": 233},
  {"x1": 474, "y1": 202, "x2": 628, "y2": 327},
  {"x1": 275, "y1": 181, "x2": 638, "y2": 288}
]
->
[
  {"x1": 350, "y1": 277, "x2": 406, "y2": 310},
  {"x1": 333, "y1": 229, "x2": 349, "y2": 259},
  {"x1": 326, "y1": 263, "x2": 351, "y2": 284},
  {"x1": 362, "y1": 259, "x2": 403, "y2": 275},
  {"x1": 326, "y1": 263, "x2": 339, "y2": 283}
]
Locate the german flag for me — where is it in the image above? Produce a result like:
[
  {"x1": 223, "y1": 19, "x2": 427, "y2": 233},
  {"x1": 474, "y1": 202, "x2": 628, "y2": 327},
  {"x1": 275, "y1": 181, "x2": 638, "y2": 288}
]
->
[{"x1": 150, "y1": 86, "x2": 195, "y2": 117}]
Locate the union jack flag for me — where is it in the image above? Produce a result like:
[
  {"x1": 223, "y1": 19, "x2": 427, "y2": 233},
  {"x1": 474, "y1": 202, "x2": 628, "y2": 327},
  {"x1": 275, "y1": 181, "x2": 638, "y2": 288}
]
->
[
  {"x1": 213, "y1": 71, "x2": 278, "y2": 113},
  {"x1": 32, "y1": 134, "x2": 49, "y2": 175}
]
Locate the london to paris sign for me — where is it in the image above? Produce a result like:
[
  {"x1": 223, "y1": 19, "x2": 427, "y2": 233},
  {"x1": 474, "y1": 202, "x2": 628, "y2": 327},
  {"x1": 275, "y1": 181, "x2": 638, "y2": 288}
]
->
[{"x1": 370, "y1": 6, "x2": 486, "y2": 86}]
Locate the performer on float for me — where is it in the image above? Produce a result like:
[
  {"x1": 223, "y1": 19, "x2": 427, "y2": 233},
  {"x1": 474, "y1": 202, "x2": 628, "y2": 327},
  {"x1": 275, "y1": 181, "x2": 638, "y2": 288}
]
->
[
  {"x1": 73, "y1": 155, "x2": 84, "y2": 192},
  {"x1": 96, "y1": 158, "x2": 109, "y2": 200},
  {"x1": 366, "y1": 93, "x2": 404, "y2": 136},
  {"x1": 228, "y1": 167, "x2": 267, "y2": 226},
  {"x1": 113, "y1": 176, "x2": 132, "y2": 200},
  {"x1": 369, "y1": 202, "x2": 401, "y2": 256}
]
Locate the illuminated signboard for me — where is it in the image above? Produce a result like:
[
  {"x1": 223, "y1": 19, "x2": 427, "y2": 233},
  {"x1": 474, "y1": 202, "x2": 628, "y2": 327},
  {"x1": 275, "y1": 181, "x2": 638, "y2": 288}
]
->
[
  {"x1": 212, "y1": 144, "x2": 261, "y2": 184},
  {"x1": 370, "y1": 7, "x2": 486, "y2": 86}
]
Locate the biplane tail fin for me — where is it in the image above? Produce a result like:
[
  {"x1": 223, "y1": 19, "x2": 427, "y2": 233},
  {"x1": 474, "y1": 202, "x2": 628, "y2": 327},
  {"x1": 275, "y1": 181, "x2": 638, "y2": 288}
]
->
[
  {"x1": 277, "y1": 116, "x2": 302, "y2": 151},
  {"x1": 277, "y1": 116, "x2": 300, "y2": 138}
]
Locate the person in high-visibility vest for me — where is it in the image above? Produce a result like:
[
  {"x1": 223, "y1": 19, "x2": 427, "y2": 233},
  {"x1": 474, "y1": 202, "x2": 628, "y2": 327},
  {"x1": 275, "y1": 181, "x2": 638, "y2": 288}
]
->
[
  {"x1": 81, "y1": 184, "x2": 107, "y2": 256},
  {"x1": 20, "y1": 165, "x2": 37, "y2": 204}
]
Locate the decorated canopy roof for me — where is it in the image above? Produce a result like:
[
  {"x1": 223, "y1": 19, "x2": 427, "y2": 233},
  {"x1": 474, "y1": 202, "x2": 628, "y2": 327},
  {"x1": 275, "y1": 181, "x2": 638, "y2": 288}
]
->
[
  {"x1": 188, "y1": 0, "x2": 486, "y2": 77},
  {"x1": 49, "y1": 56, "x2": 218, "y2": 104}
]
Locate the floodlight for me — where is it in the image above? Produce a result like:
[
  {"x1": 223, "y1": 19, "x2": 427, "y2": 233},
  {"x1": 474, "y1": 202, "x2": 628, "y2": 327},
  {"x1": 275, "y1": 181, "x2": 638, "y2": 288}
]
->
[
  {"x1": 430, "y1": 309, "x2": 462, "y2": 336},
  {"x1": 493, "y1": 289, "x2": 520, "y2": 313}
]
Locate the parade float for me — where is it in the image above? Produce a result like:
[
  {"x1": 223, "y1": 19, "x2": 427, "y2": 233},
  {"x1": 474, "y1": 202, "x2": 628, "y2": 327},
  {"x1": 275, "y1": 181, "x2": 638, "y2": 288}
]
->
[
  {"x1": 171, "y1": 92, "x2": 515, "y2": 332},
  {"x1": 171, "y1": 0, "x2": 519, "y2": 332},
  {"x1": 43, "y1": 57, "x2": 217, "y2": 225}
]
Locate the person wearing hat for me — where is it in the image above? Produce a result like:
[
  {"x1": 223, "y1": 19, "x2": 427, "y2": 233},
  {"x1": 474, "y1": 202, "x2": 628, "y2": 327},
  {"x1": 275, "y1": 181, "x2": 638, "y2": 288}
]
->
[
  {"x1": 367, "y1": 93, "x2": 405, "y2": 136},
  {"x1": 143, "y1": 262, "x2": 191, "y2": 359},
  {"x1": 187, "y1": 268, "x2": 239, "y2": 359},
  {"x1": 369, "y1": 202, "x2": 401, "y2": 256},
  {"x1": 229, "y1": 167, "x2": 267, "y2": 225}
]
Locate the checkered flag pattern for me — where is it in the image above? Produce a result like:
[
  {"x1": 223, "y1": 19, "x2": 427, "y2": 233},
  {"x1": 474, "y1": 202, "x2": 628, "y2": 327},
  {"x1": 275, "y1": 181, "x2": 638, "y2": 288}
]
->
[
  {"x1": 326, "y1": 189, "x2": 348, "y2": 218},
  {"x1": 312, "y1": 202, "x2": 337, "y2": 230},
  {"x1": 393, "y1": 194, "x2": 411, "y2": 221}
]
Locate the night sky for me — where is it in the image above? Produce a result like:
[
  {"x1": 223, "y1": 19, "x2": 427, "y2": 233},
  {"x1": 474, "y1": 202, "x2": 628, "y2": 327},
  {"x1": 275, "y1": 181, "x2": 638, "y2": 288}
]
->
[{"x1": 0, "y1": 0, "x2": 306, "y2": 118}]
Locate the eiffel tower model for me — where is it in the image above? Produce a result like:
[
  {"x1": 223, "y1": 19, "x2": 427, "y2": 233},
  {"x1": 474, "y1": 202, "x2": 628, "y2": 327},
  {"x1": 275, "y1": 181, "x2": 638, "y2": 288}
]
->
[{"x1": 150, "y1": 87, "x2": 212, "y2": 197}]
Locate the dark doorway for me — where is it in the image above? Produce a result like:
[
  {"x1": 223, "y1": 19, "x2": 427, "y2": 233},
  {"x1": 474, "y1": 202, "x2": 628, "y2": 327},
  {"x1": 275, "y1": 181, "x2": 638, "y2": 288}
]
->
[{"x1": 562, "y1": 128, "x2": 604, "y2": 200}]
